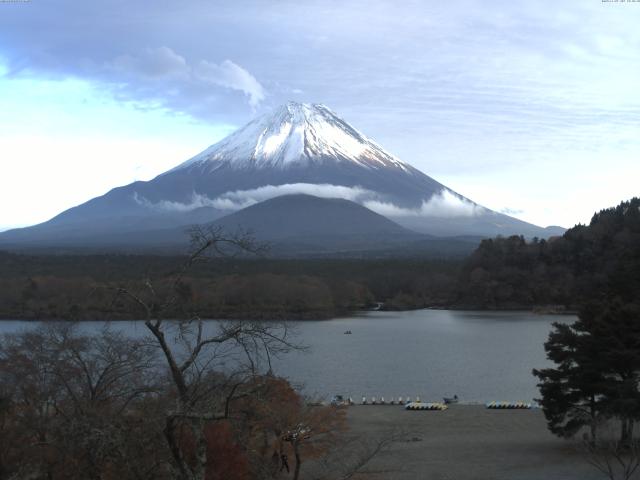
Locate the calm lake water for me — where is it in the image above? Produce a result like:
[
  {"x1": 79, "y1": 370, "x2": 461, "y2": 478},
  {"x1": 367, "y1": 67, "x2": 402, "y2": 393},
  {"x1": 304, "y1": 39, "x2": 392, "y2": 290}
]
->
[{"x1": 0, "y1": 310, "x2": 572, "y2": 403}]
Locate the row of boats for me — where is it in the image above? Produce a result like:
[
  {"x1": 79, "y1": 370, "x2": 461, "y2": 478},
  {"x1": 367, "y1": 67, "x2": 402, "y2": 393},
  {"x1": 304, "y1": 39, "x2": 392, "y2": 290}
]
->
[
  {"x1": 406, "y1": 402, "x2": 448, "y2": 411},
  {"x1": 332, "y1": 395, "x2": 533, "y2": 410},
  {"x1": 486, "y1": 401, "x2": 532, "y2": 409},
  {"x1": 406, "y1": 401, "x2": 533, "y2": 411},
  {"x1": 332, "y1": 395, "x2": 458, "y2": 406}
]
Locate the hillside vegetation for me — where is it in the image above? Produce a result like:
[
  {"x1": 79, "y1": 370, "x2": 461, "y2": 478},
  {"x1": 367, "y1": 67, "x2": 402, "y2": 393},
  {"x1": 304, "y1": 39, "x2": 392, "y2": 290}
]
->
[
  {"x1": 0, "y1": 255, "x2": 459, "y2": 320},
  {"x1": 454, "y1": 197, "x2": 640, "y2": 310},
  {"x1": 0, "y1": 198, "x2": 637, "y2": 320}
]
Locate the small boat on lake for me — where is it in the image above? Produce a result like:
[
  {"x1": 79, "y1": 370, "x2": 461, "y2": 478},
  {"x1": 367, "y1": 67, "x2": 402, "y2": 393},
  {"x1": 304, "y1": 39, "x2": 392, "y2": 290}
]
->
[
  {"x1": 443, "y1": 395, "x2": 459, "y2": 404},
  {"x1": 344, "y1": 330, "x2": 352, "y2": 334}
]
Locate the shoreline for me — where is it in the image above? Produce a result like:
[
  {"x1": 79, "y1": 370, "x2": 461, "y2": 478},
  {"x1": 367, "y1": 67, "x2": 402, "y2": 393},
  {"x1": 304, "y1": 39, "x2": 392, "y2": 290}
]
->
[{"x1": 0, "y1": 304, "x2": 578, "y2": 322}]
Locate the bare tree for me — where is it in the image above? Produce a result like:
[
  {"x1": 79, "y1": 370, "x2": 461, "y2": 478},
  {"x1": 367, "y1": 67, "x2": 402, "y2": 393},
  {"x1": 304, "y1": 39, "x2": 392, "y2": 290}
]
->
[
  {"x1": 0, "y1": 324, "x2": 164, "y2": 480},
  {"x1": 309, "y1": 428, "x2": 408, "y2": 480},
  {"x1": 583, "y1": 422, "x2": 640, "y2": 480},
  {"x1": 0, "y1": 227, "x2": 389, "y2": 480},
  {"x1": 115, "y1": 226, "x2": 299, "y2": 480}
]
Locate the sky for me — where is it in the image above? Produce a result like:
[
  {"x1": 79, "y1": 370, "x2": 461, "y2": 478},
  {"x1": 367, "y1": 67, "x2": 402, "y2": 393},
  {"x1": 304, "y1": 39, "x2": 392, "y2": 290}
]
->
[{"x1": 0, "y1": 0, "x2": 639, "y2": 231}]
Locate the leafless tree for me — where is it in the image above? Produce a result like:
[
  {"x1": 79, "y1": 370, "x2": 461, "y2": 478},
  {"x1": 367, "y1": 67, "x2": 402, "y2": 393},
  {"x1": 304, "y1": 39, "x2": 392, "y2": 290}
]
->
[
  {"x1": 0, "y1": 323, "x2": 164, "y2": 480},
  {"x1": 115, "y1": 225, "x2": 300, "y2": 480},
  {"x1": 308, "y1": 428, "x2": 408, "y2": 480},
  {"x1": 0, "y1": 227, "x2": 389, "y2": 480},
  {"x1": 583, "y1": 422, "x2": 640, "y2": 480}
]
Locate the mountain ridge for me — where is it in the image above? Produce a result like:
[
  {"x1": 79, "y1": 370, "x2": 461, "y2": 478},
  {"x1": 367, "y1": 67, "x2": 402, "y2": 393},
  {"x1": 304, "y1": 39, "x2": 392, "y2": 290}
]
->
[
  {"x1": 0, "y1": 101, "x2": 564, "y2": 252},
  {"x1": 169, "y1": 102, "x2": 411, "y2": 172}
]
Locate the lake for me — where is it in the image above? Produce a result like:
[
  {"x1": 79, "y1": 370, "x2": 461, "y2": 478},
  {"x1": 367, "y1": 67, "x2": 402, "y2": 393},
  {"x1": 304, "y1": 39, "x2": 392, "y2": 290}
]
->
[{"x1": 0, "y1": 309, "x2": 571, "y2": 403}]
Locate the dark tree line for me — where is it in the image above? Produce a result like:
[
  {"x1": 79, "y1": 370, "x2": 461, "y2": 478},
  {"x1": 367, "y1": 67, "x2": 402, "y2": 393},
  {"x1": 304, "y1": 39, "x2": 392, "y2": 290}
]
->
[
  {"x1": 0, "y1": 253, "x2": 461, "y2": 320},
  {"x1": 2, "y1": 198, "x2": 639, "y2": 319},
  {"x1": 455, "y1": 197, "x2": 640, "y2": 310},
  {"x1": 532, "y1": 198, "x2": 640, "y2": 468}
]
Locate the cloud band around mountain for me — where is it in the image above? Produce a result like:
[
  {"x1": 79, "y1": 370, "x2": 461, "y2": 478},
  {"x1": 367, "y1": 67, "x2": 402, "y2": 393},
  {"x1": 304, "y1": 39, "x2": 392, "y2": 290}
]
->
[
  {"x1": 134, "y1": 184, "x2": 482, "y2": 218},
  {"x1": 364, "y1": 190, "x2": 483, "y2": 218}
]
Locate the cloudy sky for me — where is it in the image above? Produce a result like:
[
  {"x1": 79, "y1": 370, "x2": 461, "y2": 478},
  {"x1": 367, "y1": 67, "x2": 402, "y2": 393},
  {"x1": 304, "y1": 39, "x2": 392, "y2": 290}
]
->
[{"x1": 1, "y1": 0, "x2": 638, "y2": 231}]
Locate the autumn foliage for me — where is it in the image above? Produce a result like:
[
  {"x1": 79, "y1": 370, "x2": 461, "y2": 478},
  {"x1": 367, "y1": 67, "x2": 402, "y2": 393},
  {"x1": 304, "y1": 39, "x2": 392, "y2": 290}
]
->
[{"x1": 0, "y1": 325, "x2": 349, "y2": 480}]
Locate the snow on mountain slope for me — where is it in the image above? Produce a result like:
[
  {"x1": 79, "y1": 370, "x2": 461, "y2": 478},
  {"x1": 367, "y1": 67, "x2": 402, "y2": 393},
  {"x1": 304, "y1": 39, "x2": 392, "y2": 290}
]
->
[
  {"x1": 170, "y1": 102, "x2": 410, "y2": 172},
  {"x1": 0, "y1": 101, "x2": 563, "y2": 249}
]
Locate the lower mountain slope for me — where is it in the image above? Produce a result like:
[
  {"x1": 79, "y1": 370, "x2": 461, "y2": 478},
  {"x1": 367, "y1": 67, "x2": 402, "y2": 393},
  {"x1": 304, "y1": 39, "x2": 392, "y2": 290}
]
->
[
  {"x1": 212, "y1": 194, "x2": 415, "y2": 239},
  {"x1": 0, "y1": 194, "x2": 480, "y2": 257}
]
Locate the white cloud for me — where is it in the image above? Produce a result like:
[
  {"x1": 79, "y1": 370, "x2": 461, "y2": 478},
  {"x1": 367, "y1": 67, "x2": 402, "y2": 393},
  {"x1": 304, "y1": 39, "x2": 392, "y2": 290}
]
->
[
  {"x1": 195, "y1": 59, "x2": 265, "y2": 108},
  {"x1": 213, "y1": 183, "x2": 373, "y2": 209},
  {"x1": 134, "y1": 185, "x2": 484, "y2": 220},
  {"x1": 107, "y1": 47, "x2": 265, "y2": 109},
  {"x1": 133, "y1": 192, "x2": 219, "y2": 212},
  {"x1": 364, "y1": 190, "x2": 483, "y2": 218},
  {"x1": 111, "y1": 47, "x2": 189, "y2": 78},
  {"x1": 133, "y1": 183, "x2": 375, "y2": 212},
  {"x1": 500, "y1": 207, "x2": 524, "y2": 216}
]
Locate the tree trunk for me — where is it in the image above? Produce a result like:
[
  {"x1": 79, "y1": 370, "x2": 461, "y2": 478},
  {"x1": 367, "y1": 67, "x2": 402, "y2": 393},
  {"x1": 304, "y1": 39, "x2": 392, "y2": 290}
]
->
[
  {"x1": 626, "y1": 419, "x2": 635, "y2": 446},
  {"x1": 590, "y1": 421, "x2": 597, "y2": 445},
  {"x1": 191, "y1": 419, "x2": 208, "y2": 480},
  {"x1": 293, "y1": 442, "x2": 302, "y2": 480},
  {"x1": 589, "y1": 396, "x2": 598, "y2": 444},
  {"x1": 620, "y1": 418, "x2": 633, "y2": 447},
  {"x1": 145, "y1": 321, "x2": 189, "y2": 398},
  {"x1": 164, "y1": 416, "x2": 192, "y2": 480}
]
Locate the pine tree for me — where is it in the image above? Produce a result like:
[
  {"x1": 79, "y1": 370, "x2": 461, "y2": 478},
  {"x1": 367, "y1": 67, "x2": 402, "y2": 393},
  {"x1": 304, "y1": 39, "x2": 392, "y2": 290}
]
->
[
  {"x1": 534, "y1": 300, "x2": 640, "y2": 444},
  {"x1": 533, "y1": 321, "x2": 606, "y2": 442},
  {"x1": 581, "y1": 300, "x2": 640, "y2": 445}
]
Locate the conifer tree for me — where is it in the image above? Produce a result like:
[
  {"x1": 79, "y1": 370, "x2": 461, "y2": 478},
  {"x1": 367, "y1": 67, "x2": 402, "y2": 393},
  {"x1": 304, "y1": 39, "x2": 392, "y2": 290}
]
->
[
  {"x1": 534, "y1": 320, "x2": 606, "y2": 442},
  {"x1": 535, "y1": 300, "x2": 640, "y2": 444}
]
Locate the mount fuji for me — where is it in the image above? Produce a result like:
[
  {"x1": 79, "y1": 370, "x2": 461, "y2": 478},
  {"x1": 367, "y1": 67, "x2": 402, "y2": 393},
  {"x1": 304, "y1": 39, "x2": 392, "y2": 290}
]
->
[{"x1": 0, "y1": 102, "x2": 563, "y2": 253}]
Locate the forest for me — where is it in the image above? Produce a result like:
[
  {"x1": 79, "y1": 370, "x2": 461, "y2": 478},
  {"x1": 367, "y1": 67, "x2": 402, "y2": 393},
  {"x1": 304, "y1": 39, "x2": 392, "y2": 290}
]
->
[
  {"x1": 455, "y1": 197, "x2": 640, "y2": 310},
  {"x1": 0, "y1": 198, "x2": 638, "y2": 320},
  {"x1": 531, "y1": 198, "x2": 640, "y2": 472},
  {"x1": 0, "y1": 253, "x2": 460, "y2": 320}
]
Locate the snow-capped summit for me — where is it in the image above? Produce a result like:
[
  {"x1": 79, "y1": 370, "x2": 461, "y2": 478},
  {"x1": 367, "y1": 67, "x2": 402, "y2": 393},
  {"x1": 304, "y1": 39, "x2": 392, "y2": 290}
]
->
[
  {"x1": 172, "y1": 102, "x2": 409, "y2": 172},
  {"x1": 0, "y1": 101, "x2": 565, "y2": 251}
]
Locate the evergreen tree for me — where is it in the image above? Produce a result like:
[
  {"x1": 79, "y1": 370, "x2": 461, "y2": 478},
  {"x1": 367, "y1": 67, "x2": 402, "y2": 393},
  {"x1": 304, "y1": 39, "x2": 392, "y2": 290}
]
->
[
  {"x1": 534, "y1": 300, "x2": 640, "y2": 444},
  {"x1": 533, "y1": 321, "x2": 606, "y2": 441},
  {"x1": 581, "y1": 300, "x2": 640, "y2": 445}
]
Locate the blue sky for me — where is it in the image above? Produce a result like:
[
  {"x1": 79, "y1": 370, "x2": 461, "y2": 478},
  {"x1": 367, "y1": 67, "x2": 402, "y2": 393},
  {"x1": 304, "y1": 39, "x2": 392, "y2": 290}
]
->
[{"x1": 1, "y1": 0, "x2": 639, "y2": 230}]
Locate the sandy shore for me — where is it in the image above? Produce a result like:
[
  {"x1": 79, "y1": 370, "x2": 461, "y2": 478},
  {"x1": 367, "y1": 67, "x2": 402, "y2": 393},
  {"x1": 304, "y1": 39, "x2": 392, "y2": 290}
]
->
[{"x1": 342, "y1": 405, "x2": 605, "y2": 480}]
